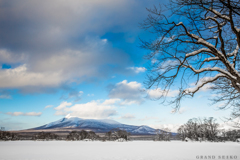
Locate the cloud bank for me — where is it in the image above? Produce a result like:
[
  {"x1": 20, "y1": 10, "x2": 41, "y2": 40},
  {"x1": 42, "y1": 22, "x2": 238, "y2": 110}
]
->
[
  {"x1": 108, "y1": 80, "x2": 145, "y2": 105},
  {"x1": 0, "y1": 0, "x2": 160, "y2": 94},
  {"x1": 54, "y1": 101, "x2": 117, "y2": 119}
]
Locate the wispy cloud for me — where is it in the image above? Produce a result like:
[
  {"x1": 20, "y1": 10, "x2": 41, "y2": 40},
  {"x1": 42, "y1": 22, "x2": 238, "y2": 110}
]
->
[
  {"x1": 147, "y1": 88, "x2": 179, "y2": 100},
  {"x1": 120, "y1": 114, "x2": 135, "y2": 120},
  {"x1": 108, "y1": 80, "x2": 145, "y2": 105},
  {"x1": 171, "y1": 107, "x2": 188, "y2": 114},
  {"x1": 189, "y1": 77, "x2": 215, "y2": 92},
  {"x1": 54, "y1": 100, "x2": 117, "y2": 119},
  {"x1": 127, "y1": 67, "x2": 146, "y2": 74},
  {"x1": 55, "y1": 101, "x2": 72, "y2": 110},
  {"x1": 6, "y1": 112, "x2": 42, "y2": 117},
  {"x1": 149, "y1": 124, "x2": 182, "y2": 132},
  {"x1": 0, "y1": 90, "x2": 12, "y2": 99},
  {"x1": 139, "y1": 116, "x2": 159, "y2": 121},
  {"x1": 44, "y1": 105, "x2": 53, "y2": 109},
  {"x1": 102, "y1": 99, "x2": 121, "y2": 105},
  {"x1": 61, "y1": 91, "x2": 84, "y2": 102},
  {"x1": 0, "y1": 94, "x2": 11, "y2": 99}
]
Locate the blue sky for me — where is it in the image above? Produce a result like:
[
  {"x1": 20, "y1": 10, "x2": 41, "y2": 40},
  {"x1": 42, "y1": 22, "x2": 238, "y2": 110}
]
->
[{"x1": 0, "y1": 0, "x2": 232, "y2": 131}]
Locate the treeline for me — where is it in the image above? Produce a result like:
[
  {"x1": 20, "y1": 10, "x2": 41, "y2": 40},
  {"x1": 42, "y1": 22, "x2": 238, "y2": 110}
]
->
[
  {"x1": 66, "y1": 130, "x2": 99, "y2": 141},
  {"x1": 0, "y1": 130, "x2": 19, "y2": 141},
  {"x1": 32, "y1": 132, "x2": 60, "y2": 140},
  {"x1": 154, "y1": 128, "x2": 172, "y2": 141},
  {"x1": 104, "y1": 129, "x2": 130, "y2": 141},
  {"x1": 177, "y1": 117, "x2": 240, "y2": 142},
  {"x1": 0, "y1": 129, "x2": 131, "y2": 141}
]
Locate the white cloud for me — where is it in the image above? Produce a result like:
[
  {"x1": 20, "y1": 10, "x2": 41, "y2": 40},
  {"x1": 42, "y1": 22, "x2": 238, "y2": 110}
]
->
[
  {"x1": 127, "y1": 67, "x2": 147, "y2": 73},
  {"x1": 6, "y1": 112, "x2": 42, "y2": 117},
  {"x1": 24, "y1": 112, "x2": 42, "y2": 116},
  {"x1": 87, "y1": 94, "x2": 94, "y2": 96},
  {"x1": 0, "y1": 37, "x2": 130, "y2": 93},
  {"x1": 61, "y1": 90, "x2": 84, "y2": 102},
  {"x1": 6, "y1": 112, "x2": 23, "y2": 116},
  {"x1": 102, "y1": 99, "x2": 121, "y2": 105},
  {"x1": 108, "y1": 80, "x2": 145, "y2": 105},
  {"x1": 0, "y1": 0, "x2": 160, "y2": 93},
  {"x1": 55, "y1": 110, "x2": 69, "y2": 116},
  {"x1": 120, "y1": 114, "x2": 135, "y2": 120},
  {"x1": 189, "y1": 77, "x2": 215, "y2": 92},
  {"x1": 0, "y1": 49, "x2": 26, "y2": 64},
  {"x1": 159, "y1": 60, "x2": 179, "y2": 73},
  {"x1": 147, "y1": 88, "x2": 179, "y2": 99},
  {"x1": 218, "y1": 118, "x2": 240, "y2": 130},
  {"x1": 139, "y1": 116, "x2": 159, "y2": 121},
  {"x1": 54, "y1": 100, "x2": 117, "y2": 119},
  {"x1": 0, "y1": 64, "x2": 63, "y2": 88},
  {"x1": 151, "y1": 58, "x2": 159, "y2": 64},
  {"x1": 149, "y1": 124, "x2": 182, "y2": 132},
  {"x1": 102, "y1": 39, "x2": 108, "y2": 43},
  {"x1": 108, "y1": 80, "x2": 179, "y2": 105},
  {"x1": 199, "y1": 83, "x2": 213, "y2": 92},
  {"x1": 44, "y1": 105, "x2": 53, "y2": 109},
  {"x1": 55, "y1": 101, "x2": 72, "y2": 110},
  {"x1": 214, "y1": 103, "x2": 227, "y2": 109},
  {"x1": 171, "y1": 107, "x2": 188, "y2": 114},
  {"x1": 211, "y1": 94, "x2": 220, "y2": 97},
  {"x1": 0, "y1": 94, "x2": 11, "y2": 99}
]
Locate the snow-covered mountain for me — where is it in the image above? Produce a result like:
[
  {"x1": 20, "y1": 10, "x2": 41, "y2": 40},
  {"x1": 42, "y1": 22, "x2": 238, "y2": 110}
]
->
[{"x1": 33, "y1": 115, "x2": 158, "y2": 135}]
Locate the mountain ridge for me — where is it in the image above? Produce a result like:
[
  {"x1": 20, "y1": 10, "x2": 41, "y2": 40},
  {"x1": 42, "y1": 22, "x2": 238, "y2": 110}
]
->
[{"x1": 33, "y1": 115, "x2": 159, "y2": 135}]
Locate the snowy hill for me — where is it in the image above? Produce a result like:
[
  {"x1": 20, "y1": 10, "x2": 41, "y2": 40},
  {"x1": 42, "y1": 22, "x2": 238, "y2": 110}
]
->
[{"x1": 33, "y1": 115, "x2": 158, "y2": 135}]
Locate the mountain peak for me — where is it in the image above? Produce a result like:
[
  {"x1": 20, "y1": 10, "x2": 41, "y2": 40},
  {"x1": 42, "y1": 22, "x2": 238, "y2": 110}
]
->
[
  {"x1": 65, "y1": 114, "x2": 78, "y2": 119},
  {"x1": 64, "y1": 114, "x2": 120, "y2": 125},
  {"x1": 34, "y1": 117, "x2": 160, "y2": 135}
]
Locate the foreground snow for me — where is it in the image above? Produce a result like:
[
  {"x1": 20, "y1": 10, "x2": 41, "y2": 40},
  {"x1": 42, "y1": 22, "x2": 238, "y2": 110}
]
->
[{"x1": 0, "y1": 141, "x2": 239, "y2": 160}]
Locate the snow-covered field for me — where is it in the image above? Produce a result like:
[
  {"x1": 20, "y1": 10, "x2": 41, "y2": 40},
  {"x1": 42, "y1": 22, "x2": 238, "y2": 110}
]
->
[{"x1": 0, "y1": 141, "x2": 239, "y2": 160}]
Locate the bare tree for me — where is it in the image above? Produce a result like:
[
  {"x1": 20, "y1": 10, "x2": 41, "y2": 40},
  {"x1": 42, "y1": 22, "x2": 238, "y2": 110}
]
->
[
  {"x1": 177, "y1": 117, "x2": 220, "y2": 141},
  {"x1": 66, "y1": 130, "x2": 98, "y2": 141},
  {"x1": 105, "y1": 131, "x2": 112, "y2": 141},
  {"x1": 225, "y1": 129, "x2": 240, "y2": 141},
  {"x1": 141, "y1": 0, "x2": 240, "y2": 125},
  {"x1": 0, "y1": 131, "x2": 19, "y2": 141},
  {"x1": 66, "y1": 131, "x2": 80, "y2": 141},
  {"x1": 177, "y1": 125, "x2": 187, "y2": 141},
  {"x1": 32, "y1": 132, "x2": 59, "y2": 141},
  {"x1": 111, "y1": 129, "x2": 130, "y2": 141},
  {"x1": 204, "y1": 117, "x2": 219, "y2": 141},
  {"x1": 87, "y1": 131, "x2": 98, "y2": 140},
  {"x1": 155, "y1": 128, "x2": 171, "y2": 141}
]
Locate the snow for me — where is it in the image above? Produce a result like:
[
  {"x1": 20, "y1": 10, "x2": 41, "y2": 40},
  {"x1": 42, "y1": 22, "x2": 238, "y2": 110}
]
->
[
  {"x1": 83, "y1": 139, "x2": 92, "y2": 141},
  {"x1": 98, "y1": 119, "x2": 121, "y2": 125},
  {"x1": 210, "y1": 9, "x2": 230, "y2": 21},
  {"x1": 132, "y1": 126, "x2": 155, "y2": 134},
  {"x1": 227, "y1": 45, "x2": 239, "y2": 59},
  {"x1": 0, "y1": 141, "x2": 239, "y2": 160},
  {"x1": 35, "y1": 117, "x2": 159, "y2": 134},
  {"x1": 184, "y1": 73, "x2": 225, "y2": 94},
  {"x1": 176, "y1": 22, "x2": 183, "y2": 26},
  {"x1": 185, "y1": 48, "x2": 211, "y2": 57},
  {"x1": 115, "y1": 138, "x2": 127, "y2": 142},
  {"x1": 235, "y1": 26, "x2": 240, "y2": 33},
  {"x1": 65, "y1": 114, "x2": 78, "y2": 119}
]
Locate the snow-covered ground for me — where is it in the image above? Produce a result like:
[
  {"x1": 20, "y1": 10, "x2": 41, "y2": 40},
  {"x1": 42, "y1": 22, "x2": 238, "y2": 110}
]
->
[{"x1": 0, "y1": 141, "x2": 239, "y2": 160}]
